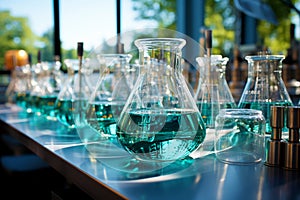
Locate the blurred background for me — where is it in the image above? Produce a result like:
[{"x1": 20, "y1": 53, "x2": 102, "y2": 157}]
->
[
  {"x1": 0, "y1": 0, "x2": 299, "y2": 61},
  {"x1": 1, "y1": 0, "x2": 300, "y2": 104}
]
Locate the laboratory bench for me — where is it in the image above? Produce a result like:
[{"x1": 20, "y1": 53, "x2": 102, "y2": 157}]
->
[{"x1": 0, "y1": 104, "x2": 300, "y2": 200}]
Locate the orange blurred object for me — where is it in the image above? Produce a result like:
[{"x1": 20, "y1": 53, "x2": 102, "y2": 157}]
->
[{"x1": 4, "y1": 50, "x2": 29, "y2": 70}]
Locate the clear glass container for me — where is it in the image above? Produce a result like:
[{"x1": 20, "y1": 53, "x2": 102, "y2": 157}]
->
[
  {"x1": 85, "y1": 54, "x2": 133, "y2": 139},
  {"x1": 238, "y1": 54, "x2": 293, "y2": 135},
  {"x1": 116, "y1": 38, "x2": 206, "y2": 162},
  {"x1": 193, "y1": 55, "x2": 236, "y2": 155},
  {"x1": 35, "y1": 61, "x2": 63, "y2": 119},
  {"x1": 55, "y1": 59, "x2": 92, "y2": 128},
  {"x1": 215, "y1": 109, "x2": 266, "y2": 165},
  {"x1": 5, "y1": 65, "x2": 32, "y2": 109},
  {"x1": 27, "y1": 62, "x2": 47, "y2": 115}
]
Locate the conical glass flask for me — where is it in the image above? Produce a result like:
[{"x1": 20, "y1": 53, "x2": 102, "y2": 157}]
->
[
  {"x1": 195, "y1": 55, "x2": 236, "y2": 127},
  {"x1": 116, "y1": 38, "x2": 206, "y2": 162},
  {"x1": 238, "y1": 54, "x2": 293, "y2": 135},
  {"x1": 27, "y1": 62, "x2": 47, "y2": 115},
  {"x1": 55, "y1": 59, "x2": 92, "y2": 128},
  {"x1": 35, "y1": 61, "x2": 63, "y2": 119},
  {"x1": 194, "y1": 55, "x2": 236, "y2": 155},
  {"x1": 85, "y1": 54, "x2": 133, "y2": 139},
  {"x1": 5, "y1": 65, "x2": 32, "y2": 109}
]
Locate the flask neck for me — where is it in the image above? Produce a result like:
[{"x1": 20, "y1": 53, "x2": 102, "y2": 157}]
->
[
  {"x1": 196, "y1": 55, "x2": 229, "y2": 84},
  {"x1": 246, "y1": 55, "x2": 284, "y2": 79},
  {"x1": 239, "y1": 55, "x2": 292, "y2": 106},
  {"x1": 97, "y1": 54, "x2": 132, "y2": 76},
  {"x1": 135, "y1": 38, "x2": 185, "y2": 71}
]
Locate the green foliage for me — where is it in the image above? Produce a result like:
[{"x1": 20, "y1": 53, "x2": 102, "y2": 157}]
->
[
  {"x1": 132, "y1": 0, "x2": 176, "y2": 30},
  {"x1": 131, "y1": 0, "x2": 237, "y2": 56},
  {"x1": 38, "y1": 29, "x2": 54, "y2": 62},
  {"x1": 0, "y1": 10, "x2": 81, "y2": 70},
  {"x1": 63, "y1": 49, "x2": 77, "y2": 60},
  {"x1": 258, "y1": 0, "x2": 297, "y2": 54},
  {"x1": 205, "y1": 0, "x2": 235, "y2": 56},
  {"x1": 1, "y1": 1, "x2": 297, "y2": 69},
  {"x1": 0, "y1": 10, "x2": 38, "y2": 68},
  {"x1": 130, "y1": 0, "x2": 297, "y2": 56}
]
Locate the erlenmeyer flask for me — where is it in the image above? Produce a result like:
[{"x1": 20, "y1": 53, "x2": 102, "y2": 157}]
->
[
  {"x1": 116, "y1": 38, "x2": 206, "y2": 162},
  {"x1": 55, "y1": 59, "x2": 92, "y2": 128},
  {"x1": 195, "y1": 55, "x2": 236, "y2": 127},
  {"x1": 238, "y1": 54, "x2": 293, "y2": 136},
  {"x1": 85, "y1": 54, "x2": 133, "y2": 138},
  {"x1": 37, "y1": 61, "x2": 62, "y2": 119},
  {"x1": 194, "y1": 55, "x2": 236, "y2": 154},
  {"x1": 5, "y1": 65, "x2": 32, "y2": 109},
  {"x1": 27, "y1": 62, "x2": 47, "y2": 115}
]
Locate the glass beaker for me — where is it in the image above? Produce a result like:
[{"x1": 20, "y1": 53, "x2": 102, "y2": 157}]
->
[
  {"x1": 238, "y1": 54, "x2": 293, "y2": 135},
  {"x1": 116, "y1": 38, "x2": 206, "y2": 162},
  {"x1": 55, "y1": 59, "x2": 92, "y2": 128},
  {"x1": 85, "y1": 54, "x2": 133, "y2": 139},
  {"x1": 193, "y1": 55, "x2": 236, "y2": 155},
  {"x1": 215, "y1": 109, "x2": 266, "y2": 165}
]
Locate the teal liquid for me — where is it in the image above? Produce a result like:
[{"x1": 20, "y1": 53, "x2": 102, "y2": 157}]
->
[
  {"x1": 15, "y1": 92, "x2": 27, "y2": 108},
  {"x1": 55, "y1": 99, "x2": 88, "y2": 128},
  {"x1": 15, "y1": 92, "x2": 31, "y2": 112},
  {"x1": 116, "y1": 109, "x2": 206, "y2": 161},
  {"x1": 196, "y1": 102, "x2": 236, "y2": 127},
  {"x1": 86, "y1": 101, "x2": 125, "y2": 137},
  {"x1": 238, "y1": 101, "x2": 293, "y2": 134},
  {"x1": 26, "y1": 95, "x2": 41, "y2": 114},
  {"x1": 38, "y1": 95, "x2": 58, "y2": 118}
]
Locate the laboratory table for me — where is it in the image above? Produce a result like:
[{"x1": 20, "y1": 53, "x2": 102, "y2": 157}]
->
[{"x1": 0, "y1": 104, "x2": 300, "y2": 200}]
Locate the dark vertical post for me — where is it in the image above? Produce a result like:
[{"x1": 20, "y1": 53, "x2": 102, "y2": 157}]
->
[
  {"x1": 176, "y1": 0, "x2": 205, "y2": 51},
  {"x1": 53, "y1": 0, "x2": 61, "y2": 62},
  {"x1": 116, "y1": 0, "x2": 124, "y2": 53},
  {"x1": 176, "y1": 0, "x2": 205, "y2": 88},
  {"x1": 117, "y1": 0, "x2": 121, "y2": 36},
  {"x1": 240, "y1": 14, "x2": 257, "y2": 45},
  {"x1": 290, "y1": 23, "x2": 296, "y2": 46},
  {"x1": 176, "y1": 0, "x2": 205, "y2": 60}
]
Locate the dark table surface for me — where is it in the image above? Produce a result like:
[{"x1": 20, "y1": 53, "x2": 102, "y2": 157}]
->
[{"x1": 0, "y1": 104, "x2": 300, "y2": 200}]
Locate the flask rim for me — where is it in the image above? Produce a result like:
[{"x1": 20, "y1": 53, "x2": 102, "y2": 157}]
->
[
  {"x1": 245, "y1": 55, "x2": 285, "y2": 61},
  {"x1": 96, "y1": 53, "x2": 132, "y2": 68},
  {"x1": 218, "y1": 108, "x2": 264, "y2": 119},
  {"x1": 196, "y1": 55, "x2": 229, "y2": 66},
  {"x1": 96, "y1": 53, "x2": 132, "y2": 61},
  {"x1": 134, "y1": 38, "x2": 186, "y2": 49}
]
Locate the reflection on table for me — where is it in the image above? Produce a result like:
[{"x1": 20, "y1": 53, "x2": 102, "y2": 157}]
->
[{"x1": 1, "y1": 104, "x2": 300, "y2": 200}]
